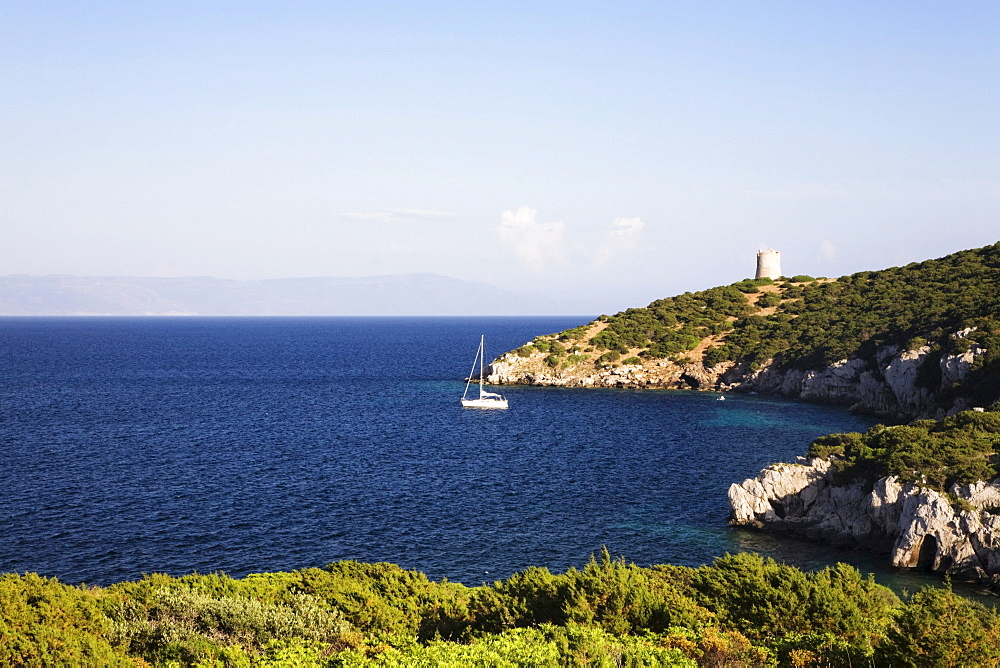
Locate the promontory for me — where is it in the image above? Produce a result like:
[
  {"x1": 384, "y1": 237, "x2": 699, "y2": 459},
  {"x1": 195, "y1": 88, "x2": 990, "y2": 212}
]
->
[{"x1": 488, "y1": 241, "x2": 1000, "y2": 422}]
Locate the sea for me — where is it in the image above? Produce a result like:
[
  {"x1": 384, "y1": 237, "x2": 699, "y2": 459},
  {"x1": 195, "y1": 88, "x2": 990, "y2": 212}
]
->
[{"x1": 0, "y1": 316, "x2": 974, "y2": 596}]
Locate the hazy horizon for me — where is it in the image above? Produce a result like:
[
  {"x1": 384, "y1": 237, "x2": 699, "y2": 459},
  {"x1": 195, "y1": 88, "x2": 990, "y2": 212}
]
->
[
  {"x1": 2, "y1": 2, "x2": 998, "y2": 314},
  {"x1": 0, "y1": 273, "x2": 602, "y2": 316}
]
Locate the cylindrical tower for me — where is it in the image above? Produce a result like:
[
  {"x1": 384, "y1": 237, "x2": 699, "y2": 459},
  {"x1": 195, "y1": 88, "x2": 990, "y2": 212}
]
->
[{"x1": 755, "y1": 249, "x2": 782, "y2": 280}]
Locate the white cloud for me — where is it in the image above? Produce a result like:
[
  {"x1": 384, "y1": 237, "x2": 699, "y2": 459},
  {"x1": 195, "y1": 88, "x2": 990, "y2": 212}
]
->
[
  {"x1": 496, "y1": 207, "x2": 566, "y2": 272},
  {"x1": 595, "y1": 216, "x2": 645, "y2": 267},
  {"x1": 819, "y1": 240, "x2": 837, "y2": 262},
  {"x1": 608, "y1": 216, "x2": 645, "y2": 240}
]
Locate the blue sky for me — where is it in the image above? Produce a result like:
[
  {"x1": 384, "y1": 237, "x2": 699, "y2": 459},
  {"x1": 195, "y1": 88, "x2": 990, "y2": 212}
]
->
[{"x1": 2, "y1": 2, "x2": 998, "y2": 312}]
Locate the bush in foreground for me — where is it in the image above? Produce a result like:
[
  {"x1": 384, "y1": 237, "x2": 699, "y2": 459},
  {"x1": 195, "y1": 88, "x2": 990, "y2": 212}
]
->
[{"x1": 1, "y1": 552, "x2": 998, "y2": 666}]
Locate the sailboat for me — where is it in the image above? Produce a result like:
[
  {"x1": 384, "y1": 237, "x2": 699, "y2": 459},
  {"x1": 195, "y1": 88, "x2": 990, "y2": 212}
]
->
[{"x1": 461, "y1": 335, "x2": 509, "y2": 409}]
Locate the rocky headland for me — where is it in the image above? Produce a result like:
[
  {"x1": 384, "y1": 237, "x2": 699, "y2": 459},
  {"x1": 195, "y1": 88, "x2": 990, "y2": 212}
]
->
[
  {"x1": 488, "y1": 322, "x2": 987, "y2": 422},
  {"x1": 488, "y1": 243, "x2": 1000, "y2": 422},
  {"x1": 728, "y1": 450, "x2": 1000, "y2": 588}
]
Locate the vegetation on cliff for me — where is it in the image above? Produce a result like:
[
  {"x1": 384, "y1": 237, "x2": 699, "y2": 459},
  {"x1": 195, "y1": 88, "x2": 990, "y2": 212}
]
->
[
  {"x1": 3, "y1": 551, "x2": 999, "y2": 666},
  {"x1": 510, "y1": 241, "x2": 1000, "y2": 407},
  {"x1": 808, "y1": 408, "x2": 1000, "y2": 492}
]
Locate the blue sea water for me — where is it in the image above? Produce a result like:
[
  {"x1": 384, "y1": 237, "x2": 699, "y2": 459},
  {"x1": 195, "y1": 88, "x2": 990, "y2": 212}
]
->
[{"x1": 0, "y1": 316, "x2": 950, "y2": 592}]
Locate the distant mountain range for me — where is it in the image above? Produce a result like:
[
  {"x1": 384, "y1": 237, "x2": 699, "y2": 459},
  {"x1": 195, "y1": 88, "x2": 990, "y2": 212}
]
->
[{"x1": 0, "y1": 274, "x2": 590, "y2": 316}]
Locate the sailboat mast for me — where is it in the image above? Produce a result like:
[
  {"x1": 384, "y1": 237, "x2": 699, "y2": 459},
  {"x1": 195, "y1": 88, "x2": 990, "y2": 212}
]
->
[{"x1": 479, "y1": 334, "x2": 485, "y2": 397}]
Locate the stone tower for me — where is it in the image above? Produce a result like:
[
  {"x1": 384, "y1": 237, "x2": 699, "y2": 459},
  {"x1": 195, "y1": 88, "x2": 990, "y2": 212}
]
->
[{"x1": 755, "y1": 249, "x2": 782, "y2": 280}]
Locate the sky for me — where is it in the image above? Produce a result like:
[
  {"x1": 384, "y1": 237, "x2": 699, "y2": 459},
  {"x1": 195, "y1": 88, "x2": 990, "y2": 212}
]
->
[{"x1": 2, "y1": 1, "x2": 998, "y2": 313}]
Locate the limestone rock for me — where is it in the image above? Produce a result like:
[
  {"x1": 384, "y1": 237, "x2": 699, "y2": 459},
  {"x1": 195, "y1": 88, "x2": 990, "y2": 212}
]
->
[
  {"x1": 730, "y1": 459, "x2": 1000, "y2": 587},
  {"x1": 882, "y1": 346, "x2": 934, "y2": 416},
  {"x1": 488, "y1": 327, "x2": 989, "y2": 422},
  {"x1": 940, "y1": 343, "x2": 983, "y2": 387}
]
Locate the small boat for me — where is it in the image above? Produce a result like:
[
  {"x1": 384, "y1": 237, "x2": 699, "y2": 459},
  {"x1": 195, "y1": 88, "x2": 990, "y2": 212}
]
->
[
  {"x1": 461, "y1": 335, "x2": 509, "y2": 409},
  {"x1": 716, "y1": 395, "x2": 726, "y2": 401}
]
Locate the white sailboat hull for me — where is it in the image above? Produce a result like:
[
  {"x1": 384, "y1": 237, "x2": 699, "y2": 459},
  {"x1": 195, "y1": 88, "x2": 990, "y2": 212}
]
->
[
  {"x1": 461, "y1": 397, "x2": 509, "y2": 409},
  {"x1": 461, "y1": 334, "x2": 509, "y2": 409}
]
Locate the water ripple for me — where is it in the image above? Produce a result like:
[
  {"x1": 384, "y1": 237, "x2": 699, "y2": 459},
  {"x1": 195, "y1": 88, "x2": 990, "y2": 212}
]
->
[{"x1": 0, "y1": 317, "x2": 878, "y2": 586}]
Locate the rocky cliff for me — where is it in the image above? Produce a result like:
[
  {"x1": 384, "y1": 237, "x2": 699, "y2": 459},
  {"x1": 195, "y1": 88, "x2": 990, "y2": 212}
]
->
[
  {"x1": 730, "y1": 335, "x2": 988, "y2": 420},
  {"x1": 728, "y1": 453, "x2": 1000, "y2": 587},
  {"x1": 488, "y1": 326, "x2": 987, "y2": 421}
]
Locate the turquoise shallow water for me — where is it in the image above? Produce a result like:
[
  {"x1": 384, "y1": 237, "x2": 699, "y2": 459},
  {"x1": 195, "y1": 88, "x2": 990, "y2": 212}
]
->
[{"x1": 0, "y1": 316, "x2": 976, "y2": 598}]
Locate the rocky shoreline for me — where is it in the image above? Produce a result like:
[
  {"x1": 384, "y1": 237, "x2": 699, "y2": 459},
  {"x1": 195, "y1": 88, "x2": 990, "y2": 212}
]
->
[
  {"x1": 488, "y1": 332, "x2": 986, "y2": 422},
  {"x1": 728, "y1": 455, "x2": 1000, "y2": 588}
]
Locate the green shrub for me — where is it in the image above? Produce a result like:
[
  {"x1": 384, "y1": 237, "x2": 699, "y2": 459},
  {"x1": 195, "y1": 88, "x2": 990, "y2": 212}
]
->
[
  {"x1": 946, "y1": 493, "x2": 976, "y2": 513},
  {"x1": 807, "y1": 411, "x2": 1000, "y2": 491},
  {"x1": 877, "y1": 585, "x2": 1000, "y2": 667},
  {"x1": 733, "y1": 277, "x2": 775, "y2": 293},
  {"x1": 561, "y1": 354, "x2": 590, "y2": 369},
  {"x1": 772, "y1": 632, "x2": 871, "y2": 667},
  {"x1": 702, "y1": 345, "x2": 733, "y2": 369},
  {"x1": 0, "y1": 573, "x2": 132, "y2": 666},
  {"x1": 558, "y1": 325, "x2": 588, "y2": 342},
  {"x1": 756, "y1": 292, "x2": 782, "y2": 308},
  {"x1": 621, "y1": 356, "x2": 642, "y2": 365},
  {"x1": 542, "y1": 624, "x2": 696, "y2": 667},
  {"x1": 690, "y1": 553, "x2": 897, "y2": 654},
  {"x1": 107, "y1": 585, "x2": 349, "y2": 665},
  {"x1": 292, "y1": 561, "x2": 469, "y2": 638},
  {"x1": 5, "y1": 555, "x2": 1000, "y2": 666},
  {"x1": 331, "y1": 625, "x2": 696, "y2": 667},
  {"x1": 557, "y1": 550, "x2": 713, "y2": 635},
  {"x1": 596, "y1": 351, "x2": 621, "y2": 367},
  {"x1": 466, "y1": 550, "x2": 712, "y2": 638}
]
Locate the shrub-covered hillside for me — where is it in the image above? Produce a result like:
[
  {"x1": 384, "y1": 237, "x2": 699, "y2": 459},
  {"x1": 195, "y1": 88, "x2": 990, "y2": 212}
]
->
[
  {"x1": 510, "y1": 242, "x2": 1000, "y2": 405},
  {"x1": 4, "y1": 551, "x2": 1000, "y2": 666},
  {"x1": 809, "y1": 406, "x2": 1000, "y2": 492}
]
